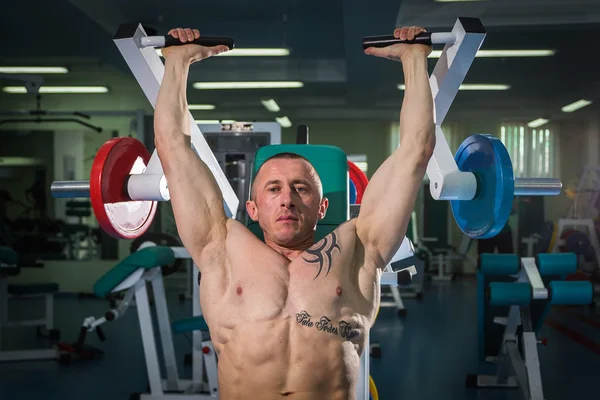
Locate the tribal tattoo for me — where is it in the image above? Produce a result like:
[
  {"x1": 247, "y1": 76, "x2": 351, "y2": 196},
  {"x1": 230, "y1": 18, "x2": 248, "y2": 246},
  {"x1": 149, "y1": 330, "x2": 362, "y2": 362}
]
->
[
  {"x1": 302, "y1": 232, "x2": 341, "y2": 280},
  {"x1": 295, "y1": 310, "x2": 360, "y2": 340}
]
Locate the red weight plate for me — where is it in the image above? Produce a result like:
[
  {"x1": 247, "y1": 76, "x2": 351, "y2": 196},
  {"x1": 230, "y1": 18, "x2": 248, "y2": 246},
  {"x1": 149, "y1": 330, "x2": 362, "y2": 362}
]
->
[
  {"x1": 348, "y1": 161, "x2": 369, "y2": 204},
  {"x1": 90, "y1": 137, "x2": 157, "y2": 239}
]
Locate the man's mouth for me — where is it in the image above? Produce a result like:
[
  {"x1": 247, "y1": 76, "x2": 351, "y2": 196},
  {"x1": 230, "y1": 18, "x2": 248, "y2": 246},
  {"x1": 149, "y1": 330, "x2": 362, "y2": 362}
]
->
[{"x1": 277, "y1": 215, "x2": 299, "y2": 222}]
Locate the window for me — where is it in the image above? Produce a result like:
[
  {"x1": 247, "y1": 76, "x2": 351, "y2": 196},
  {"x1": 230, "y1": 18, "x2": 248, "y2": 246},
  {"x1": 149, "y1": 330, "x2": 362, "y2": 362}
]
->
[
  {"x1": 347, "y1": 154, "x2": 368, "y2": 175},
  {"x1": 500, "y1": 124, "x2": 559, "y2": 179}
]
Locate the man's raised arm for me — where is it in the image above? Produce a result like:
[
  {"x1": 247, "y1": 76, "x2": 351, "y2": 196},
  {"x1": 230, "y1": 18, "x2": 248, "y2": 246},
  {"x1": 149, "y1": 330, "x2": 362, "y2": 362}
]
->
[
  {"x1": 356, "y1": 26, "x2": 435, "y2": 269},
  {"x1": 153, "y1": 28, "x2": 230, "y2": 261}
]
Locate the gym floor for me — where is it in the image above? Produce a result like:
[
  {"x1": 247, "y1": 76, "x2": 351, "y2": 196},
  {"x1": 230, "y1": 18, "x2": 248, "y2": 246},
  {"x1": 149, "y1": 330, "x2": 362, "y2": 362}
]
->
[{"x1": 0, "y1": 277, "x2": 599, "y2": 400}]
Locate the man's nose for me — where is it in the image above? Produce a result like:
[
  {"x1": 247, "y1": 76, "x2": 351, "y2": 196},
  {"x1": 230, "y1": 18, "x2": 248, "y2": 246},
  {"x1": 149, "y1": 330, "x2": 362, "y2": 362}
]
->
[{"x1": 280, "y1": 187, "x2": 295, "y2": 208}]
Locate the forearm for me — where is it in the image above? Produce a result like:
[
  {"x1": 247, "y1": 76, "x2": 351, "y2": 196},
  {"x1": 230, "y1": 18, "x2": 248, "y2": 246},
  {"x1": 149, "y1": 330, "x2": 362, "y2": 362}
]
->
[
  {"x1": 154, "y1": 55, "x2": 193, "y2": 145},
  {"x1": 399, "y1": 53, "x2": 435, "y2": 158}
]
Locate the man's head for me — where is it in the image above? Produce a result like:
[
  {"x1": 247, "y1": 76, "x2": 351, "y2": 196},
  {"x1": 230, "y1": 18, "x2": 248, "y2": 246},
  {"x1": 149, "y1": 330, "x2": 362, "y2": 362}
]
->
[{"x1": 246, "y1": 153, "x2": 328, "y2": 248}]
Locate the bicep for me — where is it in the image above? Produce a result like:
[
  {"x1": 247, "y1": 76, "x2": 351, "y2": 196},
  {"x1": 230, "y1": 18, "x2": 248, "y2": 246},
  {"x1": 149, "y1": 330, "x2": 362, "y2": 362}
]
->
[{"x1": 356, "y1": 147, "x2": 426, "y2": 268}]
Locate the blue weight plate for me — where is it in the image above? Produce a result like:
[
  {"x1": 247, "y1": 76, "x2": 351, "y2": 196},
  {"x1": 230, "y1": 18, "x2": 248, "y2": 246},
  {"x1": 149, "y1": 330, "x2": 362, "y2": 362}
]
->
[
  {"x1": 349, "y1": 179, "x2": 357, "y2": 204},
  {"x1": 450, "y1": 134, "x2": 514, "y2": 239}
]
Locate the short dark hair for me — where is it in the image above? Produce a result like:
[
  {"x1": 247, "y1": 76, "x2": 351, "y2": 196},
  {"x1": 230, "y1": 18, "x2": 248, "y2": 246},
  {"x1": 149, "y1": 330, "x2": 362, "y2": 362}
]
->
[{"x1": 250, "y1": 152, "x2": 323, "y2": 200}]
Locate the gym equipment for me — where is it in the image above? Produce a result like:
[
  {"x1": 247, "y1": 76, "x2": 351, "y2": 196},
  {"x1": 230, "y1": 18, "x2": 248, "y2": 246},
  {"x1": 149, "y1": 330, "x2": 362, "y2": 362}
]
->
[
  {"x1": 468, "y1": 252, "x2": 594, "y2": 399},
  {"x1": 131, "y1": 232, "x2": 184, "y2": 277},
  {"x1": 50, "y1": 24, "x2": 240, "y2": 239},
  {"x1": 82, "y1": 245, "x2": 218, "y2": 399},
  {"x1": 364, "y1": 17, "x2": 562, "y2": 239},
  {"x1": 0, "y1": 246, "x2": 61, "y2": 363},
  {"x1": 348, "y1": 161, "x2": 369, "y2": 205}
]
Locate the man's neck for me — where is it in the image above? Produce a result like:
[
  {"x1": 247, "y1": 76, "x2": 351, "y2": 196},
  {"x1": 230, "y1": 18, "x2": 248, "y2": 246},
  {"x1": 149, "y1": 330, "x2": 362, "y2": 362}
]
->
[{"x1": 264, "y1": 235, "x2": 314, "y2": 262}]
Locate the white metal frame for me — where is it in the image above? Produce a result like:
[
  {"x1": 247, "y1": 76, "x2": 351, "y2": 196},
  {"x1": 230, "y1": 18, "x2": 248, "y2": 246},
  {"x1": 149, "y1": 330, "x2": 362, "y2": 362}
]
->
[
  {"x1": 113, "y1": 23, "x2": 239, "y2": 218},
  {"x1": 424, "y1": 18, "x2": 486, "y2": 201},
  {"x1": 0, "y1": 263, "x2": 59, "y2": 362}
]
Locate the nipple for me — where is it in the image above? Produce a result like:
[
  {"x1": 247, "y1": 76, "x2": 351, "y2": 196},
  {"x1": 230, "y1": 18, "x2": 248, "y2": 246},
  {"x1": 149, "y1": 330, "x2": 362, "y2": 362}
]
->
[
  {"x1": 236, "y1": 286, "x2": 243, "y2": 296},
  {"x1": 336, "y1": 286, "x2": 342, "y2": 296}
]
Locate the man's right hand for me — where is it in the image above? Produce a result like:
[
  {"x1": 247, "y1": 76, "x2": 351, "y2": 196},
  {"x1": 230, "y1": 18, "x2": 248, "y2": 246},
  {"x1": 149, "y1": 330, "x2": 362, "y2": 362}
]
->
[{"x1": 161, "y1": 28, "x2": 229, "y2": 63}]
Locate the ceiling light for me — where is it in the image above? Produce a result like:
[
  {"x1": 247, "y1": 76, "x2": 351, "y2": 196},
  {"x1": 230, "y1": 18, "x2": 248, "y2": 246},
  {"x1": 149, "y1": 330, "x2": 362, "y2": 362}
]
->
[
  {"x1": 194, "y1": 119, "x2": 236, "y2": 124},
  {"x1": 3, "y1": 86, "x2": 108, "y2": 94},
  {"x1": 528, "y1": 118, "x2": 549, "y2": 128},
  {"x1": 261, "y1": 99, "x2": 280, "y2": 112},
  {"x1": 156, "y1": 48, "x2": 289, "y2": 58},
  {"x1": 0, "y1": 66, "x2": 68, "y2": 73},
  {"x1": 188, "y1": 104, "x2": 216, "y2": 110},
  {"x1": 428, "y1": 49, "x2": 555, "y2": 58},
  {"x1": 193, "y1": 81, "x2": 303, "y2": 90},
  {"x1": 397, "y1": 83, "x2": 509, "y2": 90},
  {"x1": 561, "y1": 99, "x2": 592, "y2": 113},
  {"x1": 276, "y1": 116, "x2": 292, "y2": 128}
]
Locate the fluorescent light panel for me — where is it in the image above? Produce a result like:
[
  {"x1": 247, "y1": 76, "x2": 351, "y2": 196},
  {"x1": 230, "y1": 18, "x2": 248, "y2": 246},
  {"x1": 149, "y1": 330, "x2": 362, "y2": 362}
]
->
[
  {"x1": 0, "y1": 66, "x2": 68, "y2": 73},
  {"x1": 276, "y1": 116, "x2": 292, "y2": 128},
  {"x1": 261, "y1": 99, "x2": 280, "y2": 112},
  {"x1": 561, "y1": 99, "x2": 592, "y2": 113},
  {"x1": 193, "y1": 81, "x2": 303, "y2": 90},
  {"x1": 157, "y1": 48, "x2": 289, "y2": 57},
  {"x1": 188, "y1": 104, "x2": 215, "y2": 110},
  {"x1": 428, "y1": 49, "x2": 555, "y2": 58},
  {"x1": 3, "y1": 86, "x2": 108, "y2": 94},
  {"x1": 528, "y1": 118, "x2": 549, "y2": 128},
  {"x1": 398, "y1": 84, "x2": 509, "y2": 90}
]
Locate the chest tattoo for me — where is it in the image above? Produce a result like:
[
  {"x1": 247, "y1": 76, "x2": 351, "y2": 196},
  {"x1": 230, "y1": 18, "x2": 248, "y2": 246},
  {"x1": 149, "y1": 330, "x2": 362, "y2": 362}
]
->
[{"x1": 302, "y1": 232, "x2": 341, "y2": 280}]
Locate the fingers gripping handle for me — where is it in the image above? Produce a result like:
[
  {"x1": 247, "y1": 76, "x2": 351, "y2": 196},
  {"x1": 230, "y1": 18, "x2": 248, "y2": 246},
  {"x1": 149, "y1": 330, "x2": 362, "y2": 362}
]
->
[
  {"x1": 362, "y1": 32, "x2": 456, "y2": 50},
  {"x1": 140, "y1": 35, "x2": 235, "y2": 50}
]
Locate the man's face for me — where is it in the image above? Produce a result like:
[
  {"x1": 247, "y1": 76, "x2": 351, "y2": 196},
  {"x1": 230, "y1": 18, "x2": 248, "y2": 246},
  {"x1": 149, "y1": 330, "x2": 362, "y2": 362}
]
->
[{"x1": 246, "y1": 158, "x2": 328, "y2": 247}]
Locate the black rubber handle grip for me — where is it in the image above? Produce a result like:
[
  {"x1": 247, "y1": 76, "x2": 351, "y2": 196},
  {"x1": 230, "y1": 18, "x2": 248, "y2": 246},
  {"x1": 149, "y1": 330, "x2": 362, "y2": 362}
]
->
[
  {"x1": 362, "y1": 33, "x2": 432, "y2": 50},
  {"x1": 164, "y1": 36, "x2": 235, "y2": 50},
  {"x1": 105, "y1": 310, "x2": 115, "y2": 321},
  {"x1": 397, "y1": 270, "x2": 413, "y2": 288},
  {"x1": 296, "y1": 125, "x2": 309, "y2": 144},
  {"x1": 96, "y1": 326, "x2": 106, "y2": 342},
  {"x1": 75, "y1": 326, "x2": 87, "y2": 353}
]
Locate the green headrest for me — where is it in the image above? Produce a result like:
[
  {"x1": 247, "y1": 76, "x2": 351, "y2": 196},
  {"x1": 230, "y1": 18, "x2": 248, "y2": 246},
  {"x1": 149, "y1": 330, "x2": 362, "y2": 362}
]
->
[{"x1": 246, "y1": 144, "x2": 349, "y2": 242}]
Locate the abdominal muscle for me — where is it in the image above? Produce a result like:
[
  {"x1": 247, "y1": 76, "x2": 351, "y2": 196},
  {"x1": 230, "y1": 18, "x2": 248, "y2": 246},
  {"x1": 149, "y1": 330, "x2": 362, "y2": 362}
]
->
[{"x1": 213, "y1": 313, "x2": 362, "y2": 400}]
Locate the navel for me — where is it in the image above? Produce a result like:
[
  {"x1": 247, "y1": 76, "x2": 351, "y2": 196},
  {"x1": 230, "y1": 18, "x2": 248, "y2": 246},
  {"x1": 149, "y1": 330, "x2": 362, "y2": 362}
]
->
[
  {"x1": 336, "y1": 286, "x2": 343, "y2": 296},
  {"x1": 236, "y1": 286, "x2": 243, "y2": 296}
]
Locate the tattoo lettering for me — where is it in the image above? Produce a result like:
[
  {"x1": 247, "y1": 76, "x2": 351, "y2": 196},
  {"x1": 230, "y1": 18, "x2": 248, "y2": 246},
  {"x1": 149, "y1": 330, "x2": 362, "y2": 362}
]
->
[
  {"x1": 315, "y1": 316, "x2": 338, "y2": 335},
  {"x1": 302, "y1": 232, "x2": 341, "y2": 280},
  {"x1": 295, "y1": 310, "x2": 361, "y2": 340},
  {"x1": 339, "y1": 321, "x2": 360, "y2": 340},
  {"x1": 296, "y1": 310, "x2": 314, "y2": 327}
]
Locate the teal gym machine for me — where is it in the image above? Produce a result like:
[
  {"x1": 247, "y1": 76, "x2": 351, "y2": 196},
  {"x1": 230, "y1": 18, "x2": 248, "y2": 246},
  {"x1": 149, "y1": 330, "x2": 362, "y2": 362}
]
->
[{"x1": 467, "y1": 252, "x2": 596, "y2": 400}]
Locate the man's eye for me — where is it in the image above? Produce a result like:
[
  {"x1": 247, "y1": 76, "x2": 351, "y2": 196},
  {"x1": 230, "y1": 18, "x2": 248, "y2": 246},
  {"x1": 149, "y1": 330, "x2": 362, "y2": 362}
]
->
[
  {"x1": 268, "y1": 187, "x2": 279, "y2": 192},
  {"x1": 296, "y1": 187, "x2": 307, "y2": 192}
]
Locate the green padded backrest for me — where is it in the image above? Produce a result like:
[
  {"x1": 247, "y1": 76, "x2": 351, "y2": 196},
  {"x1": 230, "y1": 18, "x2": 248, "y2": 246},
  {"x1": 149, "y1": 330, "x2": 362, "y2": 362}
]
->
[
  {"x1": 246, "y1": 144, "x2": 349, "y2": 243},
  {"x1": 93, "y1": 246, "x2": 175, "y2": 298}
]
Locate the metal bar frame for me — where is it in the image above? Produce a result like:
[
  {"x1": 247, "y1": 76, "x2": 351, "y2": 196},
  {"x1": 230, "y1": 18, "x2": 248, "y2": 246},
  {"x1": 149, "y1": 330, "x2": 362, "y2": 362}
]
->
[{"x1": 113, "y1": 23, "x2": 239, "y2": 218}]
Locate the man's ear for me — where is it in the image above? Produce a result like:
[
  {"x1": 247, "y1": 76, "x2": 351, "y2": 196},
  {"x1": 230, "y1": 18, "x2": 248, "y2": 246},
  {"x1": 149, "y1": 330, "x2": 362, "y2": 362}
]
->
[
  {"x1": 318, "y1": 197, "x2": 329, "y2": 220},
  {"x1": 246, "y1": 199, "x2": 259, "y2": 221}
]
